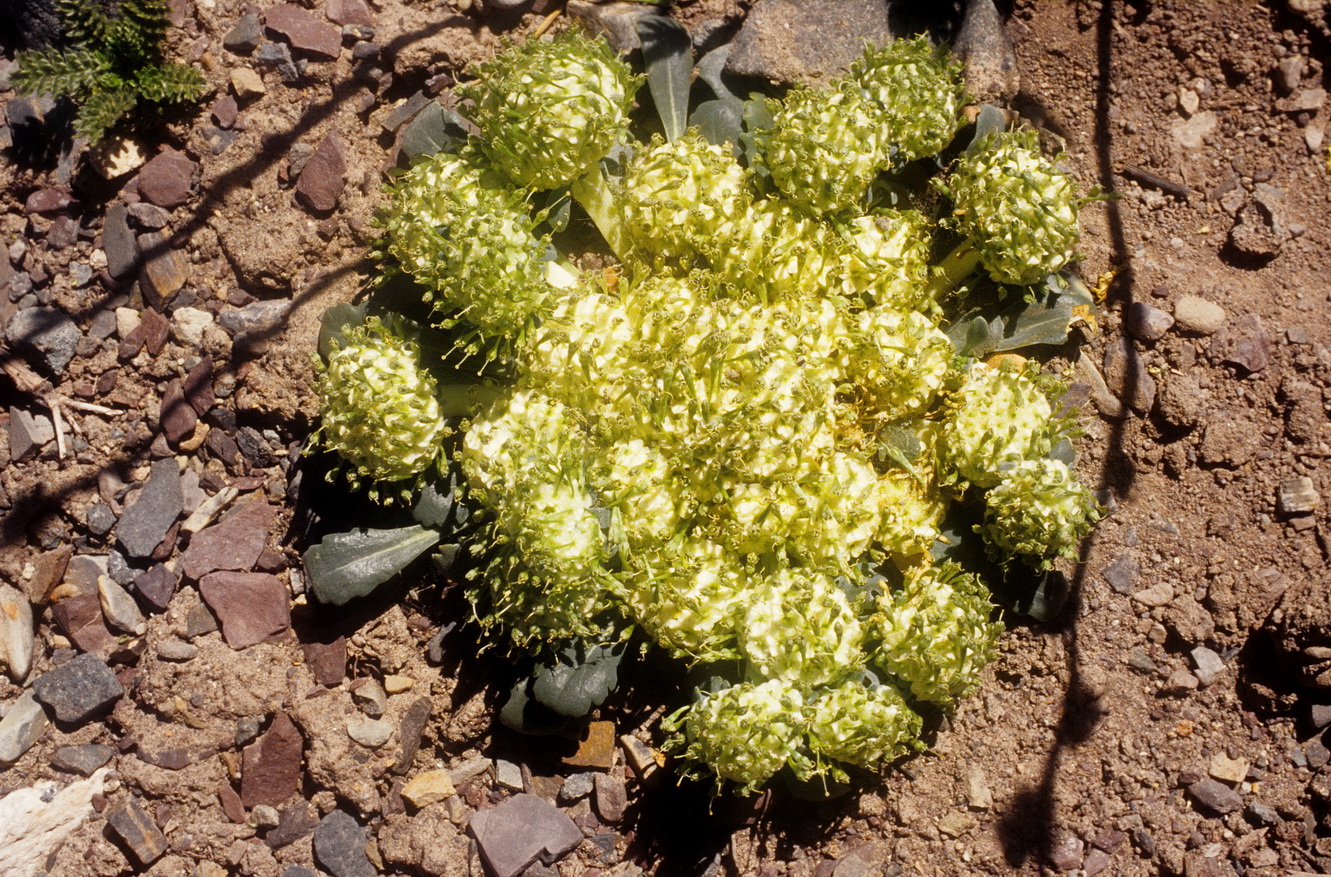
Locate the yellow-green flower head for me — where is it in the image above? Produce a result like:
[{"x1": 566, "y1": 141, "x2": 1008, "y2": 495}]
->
[
  {"x1": 382, "y1": 151, "x2": 550, "y2": 338},
  {"x1": 980, "y1": 458, "x2": 1100, "y2": 569},
  {"x1": 460, "y1": 390, "x2": 612, "y2": 647},
  {"x1": 717, "y1": 198, "x2": 841, "y2": 302},
  {"x1": 663, "y1": 679, "x2": 807, "y2": 795},
  {"x1": 938, "y1": 361, "x2": 1054, "y2": 489},
  {"x1": 873, "y1": 561, "x2": 1001, "y2": 707},
  {"x1": 848, "y1": 306, "x2": 954, "y2": 422},
  {"x1": 757, "y1": 82, "x2": 884, "y2": 214},
  {"x1": 315, "y1": 316, "x2": 447, "y2": 492},
  {"x1": 874, "y1": 466, "x2": 946, "y2": 566},
  {"x1": 837, "y1": 212, "x2": 933, "y2": 311},
  {"x1": 521, "y1": 287, "x2": 637, "y2": 414},
  {"x1": 943, "y1": 129, "x2": 1082, "y2": 286},
  {"x1": 740, "y1": 569, "x2": 864, "y2": 688},
  {"x1": 460, "y1": 30, "x2": 640, "y2": 191},
  {"x1": 621, "y1": 537, "x2": 744, "y2": 664},
  {"x1": 805, "y1": 678, "x2": 923, "y2": 776},
  {"x1": 852, "y1": 36, "x2": 965, "y2": 164},
  {"x1": 620, "y1": 129, "x2": 751, "y2": 271}
]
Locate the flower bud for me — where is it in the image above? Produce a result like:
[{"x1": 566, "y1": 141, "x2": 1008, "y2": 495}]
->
[{"x1": 980, "y1": 458, "x2": 1100, "y2": 568}]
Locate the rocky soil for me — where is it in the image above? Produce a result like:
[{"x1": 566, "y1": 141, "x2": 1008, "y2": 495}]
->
[{"x1": 0, "y1": 1, "x2": 1330, "y2": 876}]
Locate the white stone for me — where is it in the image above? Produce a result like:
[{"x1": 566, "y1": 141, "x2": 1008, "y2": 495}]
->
[
  {"x1": 97, "y1": 575, "x2": 146, "y2": 636},
  {"x1": 346, "y1": 717, "x2": 393, "y2": 748},
  {"x1": 0, "y1": 768, "x2": 107, "y2": 877},
  {"x1": 89, "y1": 138, "x2": 146, "y2": 180},
  {"x1": 1172, "y1": 295, "x2": 1227, "y2": 335},
  {"x1": 0, "y1": 585, "x2": 34, "y2": 684},
  {"x1": 171, "y1": 307, "x2": 215, "y2": 349},
  {"x1": 0, "y1": 691, "x2": 49, "y2": 763},
  {"x1": 115, "y1": 307, "x2": 142, "y2": 340},
  {"x1": 1170, "y1": 110, "x2": 1218, "y2": 150}
]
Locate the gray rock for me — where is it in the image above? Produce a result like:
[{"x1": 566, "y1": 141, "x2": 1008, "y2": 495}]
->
[
  {"x1": 267, "y1": 801, "x2": 320, "y2": 850},
  {"x1": 1102, "y1": 337, "x2": 1156, "y2": 416},
  {"x1": 1187, "y1": 777, "x2": 1243, "y2": 815},
  {"x1": 31, "y1": 653, "x2": 124, "y2": 725},
  {"x1": 86, "y1": 503, "x2": 116, "y2": 537},
  {"x1": 101, "y1": 200, "x2": 141, "y2": 278},
  {"x1": 0, "y1": 584, "x2": 34, "y2": 683},
  {"x1": 313, "y1": 810, "x2": 376, "y2": 877},
  {"x1": 469, "y1": 793, "x2": 583, "y2": 877},
  {"x1": 559, "y1": 771, "x2": 594, "y2": 802},
  {"x1": 1246, "y1": 801, "x2": 1279, "y2": 826},
  {"x1": 1276, "y1": 55, "x2": 1305, "y2": 94},
  {"x1": 154, "y1": 640, "x2": 198, "y2": 662},
  {"x1": 223, "y1": 12, "x2": 263, "y2": 54},
  {"x1": 186, "y1": 601, "x2": 220, "y2": 638},
  {"x1": 282, "y1": 868, "x2": 318, "y2": 877},
  {"x1": 220, "y1": 299, "x2": 289, "y2": 341},
  {"x1": 116, "y1": 458, "x2": 183, "y2": 559},
  {"x1": 126, "y1": 202, "x2": 170, "y2": 229},
  {"x1": 8, "y1": 407, "x2": 54, "y2": 463},
  {"x1": 593, "y1": 773, "x2": 627, "y2": 823},
  {"x1": 6, "y1": 306, "x2": 80, "y2": 376},
  {"x1": 350, "y1": 678, "x2": 386, "y2": 717},
  {"x1": 1126, "y1": 302, "x2": 1175, "y2": 341},
  {"x1": 0, "y1": 690, "x2": 50, "y2": 763},
  {"x1": 52, "y1": 743, "x2": 114, "y2": 776},
  {"x1": 1190, "y1": 646, "x2": 1226, "y2": 687},
  {"x1": 953, "y1": 0, "x2": 1019, "y2": 103},
  {"x1": 1103, "y1": 553, "x2": 1137, "y2": 596},
  {"x1": 104, "y1": 797, "x2": 167, "y2": 866},
  {"x1": 725, "y1": 0, "x2": 894, "y2": 85},
  {"x1": 391, "y1": 697, "x2": 431, "y2": 775},
  {"x1": 97, "y1": 575, "x2": 146, "y2": 635},
  {"x1": 1173, "y1": 295, "x2": 1226, "y2": 335},
  {"x1": 256, "y1": 41, "x2": 302, "y2": 83},
  {"x1": 346, "y1": 717, "x2": 392, "y2": 748},
  {"x1": 495, "y1": 758, "x2": 524, "y2": 790}
]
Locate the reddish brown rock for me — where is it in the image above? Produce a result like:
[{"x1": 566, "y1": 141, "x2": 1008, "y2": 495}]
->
[
  {"x1": 131, "y1": 564, "x2": 178, "y2": 614},
  {"x1": 265, "y1": 4, "x2": 342, "y2": 59},
  {"x1": 139, "y1": 307, "x2": 171, "y2": 356},
  {"x1": 50, "y1": 592, "x2": 118, "y2": 659},
  {"x1": 182, "y1": 356, "x2": 215, "y2": 415},
  {"x1": 241, "y1": 711, "x2": 303, "y2": 808},
  {"x1": 25, "y1": 187, "x2": 78, "y2": 216},
  {"x1": 212, "y1": 94, "x2": 238, "y2": 129},
  {"x1": 327, "y1": 0, "x2": 374, "y2": 26},
  {"x1": 181, "y1": 497, "x2": 277, "y2": 580},
  {"x1": 218, "y1": 784, "x2": 246, "y2": 822},
  {"x1": 198, "y1": 571, "x2": 290, "y2": 648},
  {"x1": 159, "y1": 378, "x2": 197, "y2": 445},
  {"x1": 301, "y1": 634, "x2": 346, "y2": 687},
  {"x1": 138, "y1": 232, "x2": 188, "y2": 309},
  {"x1": 136, "y1": 148, "x2": 196, "y2": 208},
  {"x1": 295, "y1": 133, "x2": 346, "y2": 213}
]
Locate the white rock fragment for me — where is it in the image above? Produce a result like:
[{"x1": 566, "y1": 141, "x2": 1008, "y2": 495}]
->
[
  {"x1": 98, "y1": 575, "x2": 147, "y2": 636},
  {"x1": 0, "y1": 768, "x2": 108, "y2": 877},
  {"x1": 0, "y1": 584, "x2": 34, "y2": 683}
]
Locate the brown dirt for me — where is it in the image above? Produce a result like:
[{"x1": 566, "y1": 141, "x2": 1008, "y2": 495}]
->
[{"x1": 1, "y1": 1, "x2": 1330, "y2": 876}]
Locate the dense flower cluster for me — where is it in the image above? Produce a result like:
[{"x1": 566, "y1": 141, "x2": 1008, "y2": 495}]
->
[{"x1": 314, "y1": 29, "x2": 1101, "y2": 793}]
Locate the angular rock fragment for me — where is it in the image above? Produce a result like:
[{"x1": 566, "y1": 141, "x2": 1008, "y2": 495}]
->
[
  {"x1": 104, "y1": 797, "x2": 167, "y2": 866},
  {"x1": 469, "y1": 793, "x2": 583, "y2": 877},
  {"x1": 31, "y1": 652, "x2": 124, "y2": 725}
]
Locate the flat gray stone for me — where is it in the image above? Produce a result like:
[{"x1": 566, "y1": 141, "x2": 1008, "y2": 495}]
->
[
  {"x1": 313, "y1": 810, "x2": 375, "y2": 877},
  {"x1": 1187, "y1": 777, "x2": 1243, "y2": 816},
  {"x1": 725, "y1": 0, "x2": 894, "y2": 85},
  {"x1": 0, "y1": 690, "x2": 50, "y2": 763},
  {"x1": 1191, "y1": 645, "x2": 1226, "y2": 687},
  {"x1": 223, "y1": 12, "x2": 263, "y2": 54},
  {"x1": 52, "y1": 743, "x2": 115, "y2": 776},
  {"x1": 469, "y1": 793, "x2": 583, "y2": 877},
  {"x1": 6, "y1": 306, "x2": 80, "y2": 376},
  {"x1": 116, "y1": 459, "x2": 183, "y2": 559},
  {"x1": 7, "y1": 407, "x2": 54, "y2": 463},
  {"x1": 1103, "y1": 553, "x2": 1137, "y2": 596},
  {"x1": 31, "y1": 653, "x2": 124, "y2": 725},
  {"x1": 102, "y1": 204, "x2": 141, "y2": 280}
]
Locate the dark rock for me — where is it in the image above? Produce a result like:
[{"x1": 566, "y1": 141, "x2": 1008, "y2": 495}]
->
[
  {"x1": 295, "y1": 133, "x2": 346, "y2": 213},
  {"x1": 126, "y1": 202, "x2": 171, "y2": 230},
  {"x1": 205, "y1": 428, "x2": 243, "y2": 471},
  {"x1": 6, "y1": 306, "x2": 80, "y2": 376},
  {"x1": 117, "y1": 458, "x2": 184, "y2": 559},
  {"x1": 391, "y1": 697, "x2": 431, "y2": 775},
  {"x1": 132, "y1": 563, "x2": 178, "y2": 613},
  {"x1": 328, "y1": 0, "x2": 374, "y2": 27},
  {"x1": 9, "y1": 407, "x2": 54, "y2": 462},
  {"x1": 266, "y1": 4, "x2": 342, "y2": 59},
  {"x1": 952, "y1": 0, "x2": 1019, "y2": 103},
  {"x1": 136, "y1": 148, "x2": 196, "y2": 209},
  {"x1": 86, "y1": 503, "x2": 117, "y2": 537},
  {"x1": 52, "y1": 743, "x2": 114, "y2": 776},
  {"x1": 1311, "y1": 703, "x2": 1331, "y2": 730},
  {"x1": 105, "y1": 797, "x2": 167, "y2": 866},
  {"x1": 0, "y1": 690, "x2": 51, "y2": 764},
  {"x1": 186, "y1": 601, "x2": 220, "y2": 638},
  {"x1": 25, "y1": 187, "x2": 77, "y2": 216},
  {"x1": 220, "y1": 299, "x2": 289, "y2": 341},
  {"x1": 235, "y1": 426, "x2": 278, "y2": 468},
  {"x1": 1047, "y1": 833, "x2": 1084, "y2": 871},
  {"x1": 282, "y1": 868, "x2": 318, "y2": 877},
  {"x1": 469, "y1": 793, "x2": 583, "y2": 877},
  {"x1": 1211, "y1": 314, "x2": 1271, "y2": 374},
  {"x1": 313, "y1": 810, "x2": 376, "y2": 877},
  {"x1": 212, "y1": 94, "x2": 239, "y2": 129},
  {"x1": 1082, "y1": 848, "x2": 1111, "y2": 877},
  {"x1": 46, "y1": 215, "x2": 79, "y2": 249},
  {"x1": 137, "y1": 232, "x2": 188, "y2": 309},
  {"x1": 267, "y1": 800, "x2": 320, "y2": 849},
  {"x1": 593, "y1": 773, "x2": 627, "y2": 823},
  {"x1": 49, "y1": 592, "x2": 118, "y2": 659},
  {"x1": 32, "y1": 652, "x2": 125, "y2": 724},
  {"x1": 159, "y1": 378, "x2": 197, "y2": 445},
  {"x1": 1126, "y1": 302, "x2": 1175, "y2": 342},
  {"x1": 1102, "y1": 338, "x2": 1156, "y2": 416},
  {"x1": 725, "y1": 0, "x2": 893, "y2": 85},
  {"x1": 1103, "y1": 552, "x2": 1137, "y2": 596},
  {"x1": 199, "y1": 571, "x2": 291, "y2": 648},
  {"x1": 1092, "y1": 829, "x2": 1126, "y2": 853},
  {"x1": 136, "y1": 745, "x2": 196, "y2": 770},
  {"x1": 181, "y1": 496, "x2": 276, "y2": 580},
  {"x1": 224, "y1": 12, "x2": 263, "y2": 54},
  {"x1": 106, "y1": 551, "x2": 137, "y2": 588},
  {"x1": 139, "y1": 306, "x2": 171, "y2": 356},
  {"x1": 203, "y1": 126, "x2": 240, "y2": 156},
  {"x1": 1188, "y1": 778, "x2": 1243, "y2": 815},
  {"x1": 1246, "y1": 802, "x2": 1279, "y2": 826},
  {"x1": 182, "y1": 356, "x2": 215, "y2": 414},
  {"x1": 241, "y1": 711, "x2": 303, "y2": 808},
  {"x1": 218, "y1": 783, "x2": 246, "y2": 822},
  {"x1": 301, "y1": 634, "x2": 347, "y2": 687},
  {"x1": 255, "y1": 41, "x2": 302, "y2": 83}
]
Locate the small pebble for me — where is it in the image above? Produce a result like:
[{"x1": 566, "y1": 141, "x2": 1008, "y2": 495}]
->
[
  {"x1": 1173, "y1": 295, "x2": 1227, "y2": 335},
  {"x1": 155, "y1": 640, "x2": 198, "y2": 662}
]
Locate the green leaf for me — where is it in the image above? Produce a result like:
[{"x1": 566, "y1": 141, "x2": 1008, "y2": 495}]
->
[
  {"x1": 690, "y1": 99, "x2": 744, "y2": 149},
  {"x1": 696, "y1": 44, "x2": 740, "y2": 107},
  {"x1": 304, "y1": 525, "x2": 440, "y2": 605},
  {"x1": 135, "y1": 62, "x2": 205, "y2": 103},
  {"x1": 636, "y1": 16, "x2": 693, "y2": 142},
  {"x1": 413, "y1": 469, "x2": 470, "y2": 531},
  {"x1": 436, "y1": 382, "x2": 506, "y2": 418},
  {"x1": 499, "y1": 680, "x2": 575, "y2": 736},
  {"x1": 1048, "y1": 436, "x2": 1076, "y2": 466},
  {"x1": 11, "y1": 47, "x2": 109, "y2": 99},
  {"x1": 876, "y1": 423, "x2": 923, "y2": 476},
  {"x1": 990, "y1": 567, "x2": 1069, "y2": 622},
  {"x1": 571, "y1": 164, "x2": 629, "y2": 260},
  {"x1": 399, "y1": 102, "x2": 470, "y2": 161},
  {"x1": 317, "y1": 302, "x2": 369, "y2": 362},
  {"x1": 530, "y1": 642, "x2": 624, "y2": 718},
  {"x1": 945, "y1": 314, "x2": 995, "y2": 358},
  {"x1": 986, "y1": 285, "x2": 1079, "y2": 351},
  {"x1": 74, "y1": 85, "x2": 137, "y2": 143},
  {"x1": 967, "y1": 104, "x2": 1008, "y2": 152}
]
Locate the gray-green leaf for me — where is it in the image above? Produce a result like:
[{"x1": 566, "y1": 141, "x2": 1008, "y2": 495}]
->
[
  {"x1": 304, "y1": 525, "x2": 440, "y2": 605},
  {"x1": 530, "y1": 643, "x2": 624, "y2": 718},
  {"x1": 690, "y1": 99, "x2": 744, "y2": 150},
  {"x1": 316, "y1": 304, "x2": 368, "y2": 363},
  {"x1": 399, "y1": 102, "x2": 470, "y2": 161},
  {"x1": 637, "y1": 16, "x2": 693, "y2": 142}
]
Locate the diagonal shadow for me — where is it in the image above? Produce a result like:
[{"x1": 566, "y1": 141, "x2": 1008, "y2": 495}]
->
[{"x1": 995, "y1": 0, "x2": 1140, "y2": 868}]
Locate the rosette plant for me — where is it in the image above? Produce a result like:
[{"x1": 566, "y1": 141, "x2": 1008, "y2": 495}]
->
[{"x1": 303, "y1": 24, "x2": 1104, "y2": 796}]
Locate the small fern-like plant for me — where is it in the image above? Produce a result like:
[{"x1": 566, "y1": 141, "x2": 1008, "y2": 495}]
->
[{"x1": 11, "y1": 0, "x2": 205, "y2": 144}]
